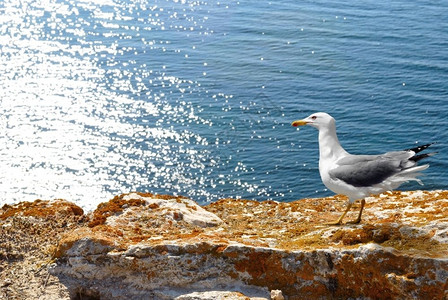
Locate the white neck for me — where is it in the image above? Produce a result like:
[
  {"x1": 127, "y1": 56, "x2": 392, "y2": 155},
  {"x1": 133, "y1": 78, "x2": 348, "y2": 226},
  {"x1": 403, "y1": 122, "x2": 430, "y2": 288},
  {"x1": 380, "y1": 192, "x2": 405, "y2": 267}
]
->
[{"x1": 318, "y1": 123, "x2": 348, "y2": 162}]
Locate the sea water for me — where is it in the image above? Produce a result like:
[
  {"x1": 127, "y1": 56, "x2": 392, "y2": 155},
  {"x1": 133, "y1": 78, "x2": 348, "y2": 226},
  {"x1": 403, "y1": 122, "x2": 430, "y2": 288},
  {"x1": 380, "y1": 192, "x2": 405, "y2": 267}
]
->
[{"x1": 0, "y1": 0, "x2": 447, "y2": 210}]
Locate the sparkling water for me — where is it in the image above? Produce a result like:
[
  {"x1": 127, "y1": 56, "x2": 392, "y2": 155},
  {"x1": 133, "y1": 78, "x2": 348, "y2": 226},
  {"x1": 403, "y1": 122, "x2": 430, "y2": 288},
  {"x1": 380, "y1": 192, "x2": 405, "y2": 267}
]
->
[{"x1": 0, "y1": 0, "x2": 447, "y2": 210}]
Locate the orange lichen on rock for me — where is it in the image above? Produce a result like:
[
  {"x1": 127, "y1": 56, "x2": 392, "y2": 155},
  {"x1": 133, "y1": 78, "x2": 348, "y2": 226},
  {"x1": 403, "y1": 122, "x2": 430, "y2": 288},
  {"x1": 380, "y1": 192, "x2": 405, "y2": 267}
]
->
[
  {"x1": 53, "y1": 227, "x2": 122, "y2": 259},
  {"x1": 88, "y1": 193, "x2": 147, "y2": 227},
  {"x1": 46, "y1": 190, "x2": 448, "y2": 299},
  {"x1": 203, "y1": 191, "x2": 448, "y2": 257},
  {"x1": 1, "y1": 199, "x2": 84, "y2": 220},
  {"x1": 0, "y1": 199, "x2": 86, "y2": 300},
  {"x1": 87, "y1": 192, "x2": 193, "y2": 228}
]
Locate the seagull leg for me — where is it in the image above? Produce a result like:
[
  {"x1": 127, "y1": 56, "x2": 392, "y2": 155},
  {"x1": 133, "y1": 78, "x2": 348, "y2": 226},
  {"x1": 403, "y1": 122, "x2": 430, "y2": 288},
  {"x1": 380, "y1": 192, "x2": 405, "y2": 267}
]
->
[
  {"x1": 347, "y1": 199, "x2": 366, "y2": 224},
  {"x1": 326, "y1": 202, "x2": 353, "y2": 225}
]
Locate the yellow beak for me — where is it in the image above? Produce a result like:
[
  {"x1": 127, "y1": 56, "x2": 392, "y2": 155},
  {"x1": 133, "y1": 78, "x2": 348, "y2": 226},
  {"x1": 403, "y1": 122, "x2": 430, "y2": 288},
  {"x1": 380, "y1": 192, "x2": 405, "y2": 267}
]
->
[{"x1": 291, "y1": 119, "x2": 308, "y2": 127}]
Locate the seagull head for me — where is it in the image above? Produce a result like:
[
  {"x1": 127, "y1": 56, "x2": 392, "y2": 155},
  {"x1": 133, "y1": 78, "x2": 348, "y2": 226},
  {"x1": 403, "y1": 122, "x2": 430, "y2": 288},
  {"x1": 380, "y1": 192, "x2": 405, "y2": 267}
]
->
[{"x1": 291, "y1": 112, "x2": 335, "y2": 130}]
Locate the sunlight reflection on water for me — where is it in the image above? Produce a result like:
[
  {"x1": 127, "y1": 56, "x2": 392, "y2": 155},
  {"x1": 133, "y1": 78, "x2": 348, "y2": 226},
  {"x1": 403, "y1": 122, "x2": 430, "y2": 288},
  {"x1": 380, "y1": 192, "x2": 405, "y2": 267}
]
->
[{"x1": 0, "y1": 0, "x2": 273, "y2": 210}]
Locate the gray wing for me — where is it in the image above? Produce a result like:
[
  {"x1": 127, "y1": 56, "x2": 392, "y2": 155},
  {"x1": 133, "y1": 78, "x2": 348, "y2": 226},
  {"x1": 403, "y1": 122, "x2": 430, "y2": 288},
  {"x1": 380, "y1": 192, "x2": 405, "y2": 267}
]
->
[{"x1": 329, "y1": 151, "x2": 414, "y2": 187}]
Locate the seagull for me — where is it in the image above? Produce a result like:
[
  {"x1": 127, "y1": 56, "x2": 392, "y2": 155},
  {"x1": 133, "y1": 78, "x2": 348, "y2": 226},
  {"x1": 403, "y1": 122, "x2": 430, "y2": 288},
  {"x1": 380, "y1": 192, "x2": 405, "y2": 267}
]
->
[{"x1": 291, "y1": 112, "x2": 436, "y2": 225}]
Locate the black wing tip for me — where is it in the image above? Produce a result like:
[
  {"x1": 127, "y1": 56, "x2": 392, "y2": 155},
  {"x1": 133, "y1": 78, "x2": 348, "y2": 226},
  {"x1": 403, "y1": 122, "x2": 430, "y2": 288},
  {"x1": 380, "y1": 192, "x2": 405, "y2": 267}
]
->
[
  {"x1": 406, "y1": 142, "x2": 436, "y2": 154},
  {"x1": 409, "y1": 152, "x2": 438, "y2": 162}
]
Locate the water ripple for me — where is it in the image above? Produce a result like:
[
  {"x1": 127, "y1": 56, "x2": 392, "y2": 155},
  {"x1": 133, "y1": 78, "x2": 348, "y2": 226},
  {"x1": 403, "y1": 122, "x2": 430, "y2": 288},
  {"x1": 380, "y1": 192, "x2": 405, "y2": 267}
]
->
[{"x1": 0, "y1": 0, "x2": 447, "y2": 209}]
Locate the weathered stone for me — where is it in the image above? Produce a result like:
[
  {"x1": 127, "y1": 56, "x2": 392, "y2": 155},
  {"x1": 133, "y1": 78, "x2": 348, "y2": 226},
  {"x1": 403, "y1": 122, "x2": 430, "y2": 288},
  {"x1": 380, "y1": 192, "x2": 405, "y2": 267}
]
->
[
  {"x1": 49, "y1": 190, "x2": 448, "y2": 299},
  {"x1": 3, "y1": 190, "x2": 447, "y2": 299},
  {"x1": 118, "y1": 192, "x2": 224, "y2": 228},
  {"x1": 270, "y1": 290, "x2": 285, "y2": 300},
  {"x1": 0, "y1": 199, "x2": 85, "y2": 300},
  {"x1": 174, "y1": 291, "x2": 267, "y2": 300}
]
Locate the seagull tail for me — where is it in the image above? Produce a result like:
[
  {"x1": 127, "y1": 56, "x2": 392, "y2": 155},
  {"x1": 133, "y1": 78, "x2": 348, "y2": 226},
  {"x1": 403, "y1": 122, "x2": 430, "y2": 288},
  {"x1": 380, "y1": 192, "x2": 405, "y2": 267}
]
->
[
  {"x1": 402, "y1": 164, "x2": 430, "y2": 173},
  {"x1": 394, "y1": 164, "x2": 430, "y2": 186}
]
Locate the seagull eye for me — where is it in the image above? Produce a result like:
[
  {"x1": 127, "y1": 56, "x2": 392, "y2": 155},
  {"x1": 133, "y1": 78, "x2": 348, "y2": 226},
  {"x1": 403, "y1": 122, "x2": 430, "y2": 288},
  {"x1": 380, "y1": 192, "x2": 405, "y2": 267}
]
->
[{"x1": 311, "y1": 116, "x2": 317, "y2": 120}]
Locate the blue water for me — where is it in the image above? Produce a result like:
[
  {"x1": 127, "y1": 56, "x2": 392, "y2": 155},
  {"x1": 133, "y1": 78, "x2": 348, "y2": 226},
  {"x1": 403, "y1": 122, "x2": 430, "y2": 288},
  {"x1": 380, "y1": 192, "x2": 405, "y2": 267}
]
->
[{"x1": 0, "y1": 0, "x2": 447, "y2": 210}]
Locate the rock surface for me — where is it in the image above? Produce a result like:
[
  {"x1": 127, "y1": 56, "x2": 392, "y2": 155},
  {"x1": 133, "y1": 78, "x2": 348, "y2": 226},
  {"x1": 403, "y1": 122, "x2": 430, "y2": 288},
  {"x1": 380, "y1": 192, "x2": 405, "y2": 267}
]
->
[
  {"x1": 0, "y1": 199, "x2": 85, "y2": 300},
  {"x1": 1, "y1": 190, "x2": 448, "y2": 299}
]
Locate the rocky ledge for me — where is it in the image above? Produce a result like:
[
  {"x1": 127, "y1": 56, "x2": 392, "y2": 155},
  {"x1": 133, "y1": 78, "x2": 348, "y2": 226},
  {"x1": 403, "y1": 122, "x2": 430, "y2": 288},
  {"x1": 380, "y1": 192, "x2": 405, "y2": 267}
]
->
[{"x1": 1, "y1": 190, "x2": 448, "y2": 299}]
